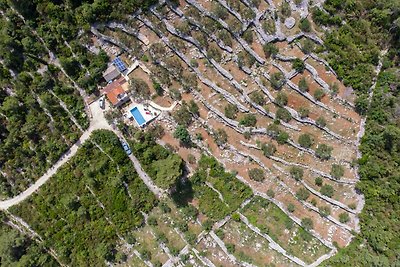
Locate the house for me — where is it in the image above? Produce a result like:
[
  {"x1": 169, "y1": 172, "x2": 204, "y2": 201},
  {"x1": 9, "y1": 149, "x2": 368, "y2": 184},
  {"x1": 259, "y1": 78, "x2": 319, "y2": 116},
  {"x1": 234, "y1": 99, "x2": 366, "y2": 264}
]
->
[
  {"x1": 102, "y1": 77, "x2": 130, "y2": 108},
  {"x1": 103, "y1": 65, "x2": 120, "y2": 83}
]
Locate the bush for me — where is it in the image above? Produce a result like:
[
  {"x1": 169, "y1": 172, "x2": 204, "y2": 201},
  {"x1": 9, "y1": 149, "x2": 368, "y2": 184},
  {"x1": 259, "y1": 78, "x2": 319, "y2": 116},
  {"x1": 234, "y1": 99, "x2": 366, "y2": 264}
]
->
[
  {"x1": 263, "y1": 43, "x2": 278, "y2": 58},
  {"x1": 267, "y1": 189, "x2": 275, "y2": 198},
  {"x1": 190, "y1": 59, "x2": 199, "y2": 68},
  {"x1": 296, "y1": 187, "x2": 310, "y2": 201},
  {"x1": 315, "y1": 177, "x2": 323, "y2": 186},
  {"x1": 298, "y1": 77, "x2": 309, "y2": 92},
  {"x1": 261, "y1": 142, "x2": 276, "y2": 156},
  {"x1": 320, "y1": 184, "x2": 334, "y2": 198},
  {"x1": 316, "y1": 116, "x2": 327, "y2": 127},
  {"x1": 300, "y1": 18, "x2": 311, "y2": 32},
  {"x1": 248, "y1": 168, "x2": 265, "y2": 182},
  {"x1": 290, "y1": 166, "x2": 304, "y2": 181},
  {"x1": 203, "y1": 219, "x2": 213, "y2": 231},
  {"x1": 339, "y1": 212, "x2": 350, "y2": 223},
  {"x1": 330, "y1": 164, "x2": 345, "y2": 179},
  {"x1": 292, "y1": 58, "x2": 305, "y2": 73},
  {"x1": 299, "y1": 107, "x2": 310, "y2": 118},
  {"x1": 298, "y1": 133, "x2": 314, "y2": 148},
  {"x1": 287, "y1": 203, "x2": 295, "y2": 213},
  {"x1": 231, "y1": 212, "x2": 240, "y2": 222},
  {"x1": 276, "y1": 107, "x2": 292, "y2": 122},
  {"x1": 213, "y1": 128, "x2": 228, "y2": 146},
  {"x1": 239, "y1": 114, "x2": 257, "y2": 127},
  {"x1": 276, "y1": 92, "x2": 288, "y2": 106},
  {"x1": 276, "y1": 131, "x2": 289, "y2": 144},
  {"x1": 319, "y1": 206, "x2": 331, "y2": 217},
  {"x1": 224, "y1": 103, "x2": 238, "y2": 119},
  {"x1": 315, "y1": 144, "x2": 333, "y2": 160},
  {"x1": 301, "y1": 217, "x2": 314, "y2": 230},
  {"x1": 148, "y1": 216, "x2": 157, "y2": 226},
  {"x1": 226, "y1": 243, "x2": 235, "y2": 254},
  {"x1": 301, "y1": 39, "x2": 315, "y2": 54},
  {"x1": 314, "y1": 88, "x2": 325, "y2": 101},
  {"x1": 250, "y1": 91, "x2": 265, "y2": 105},
  {"x1": 270, "y1": 72, "x2": 285, "y2": 89},
  {"x1": 174, "y1": 125, "x2": 191, "y2": 145}
]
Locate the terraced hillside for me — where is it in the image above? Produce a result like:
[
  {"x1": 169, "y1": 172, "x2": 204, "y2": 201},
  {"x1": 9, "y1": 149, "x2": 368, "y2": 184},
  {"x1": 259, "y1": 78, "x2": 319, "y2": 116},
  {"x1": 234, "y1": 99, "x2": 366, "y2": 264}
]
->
[
  {"x1": 84, "y1": 0, "x2": 364, "y2": 265},
  {"x1": 2, "y1": 0, "x2": 394, "y2": 266}
]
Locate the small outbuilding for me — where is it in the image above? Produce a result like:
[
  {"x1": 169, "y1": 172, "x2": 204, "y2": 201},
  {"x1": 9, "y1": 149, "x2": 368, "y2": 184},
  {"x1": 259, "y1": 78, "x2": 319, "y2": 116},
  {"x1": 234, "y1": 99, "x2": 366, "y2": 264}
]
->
[{"x1": 103, "y1": 65, "x2": 120, "y2": 83}]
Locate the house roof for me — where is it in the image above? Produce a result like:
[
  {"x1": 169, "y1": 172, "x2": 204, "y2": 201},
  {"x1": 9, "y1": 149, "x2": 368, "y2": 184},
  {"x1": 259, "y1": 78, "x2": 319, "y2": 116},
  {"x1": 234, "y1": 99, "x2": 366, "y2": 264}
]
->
[
  {"x1": 103, "y1": 65, "x2": 120, "y2": 82},
  {"x1": 102, "y1": 77, "x2": 128, "y2": 106}
]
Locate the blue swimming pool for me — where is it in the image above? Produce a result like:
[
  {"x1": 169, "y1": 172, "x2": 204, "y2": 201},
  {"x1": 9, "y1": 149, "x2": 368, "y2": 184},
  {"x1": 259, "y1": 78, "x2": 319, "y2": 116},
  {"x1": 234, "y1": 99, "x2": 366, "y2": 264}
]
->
[{"x1": 130, "y1": 107, "x2": 146, "y2": 126}]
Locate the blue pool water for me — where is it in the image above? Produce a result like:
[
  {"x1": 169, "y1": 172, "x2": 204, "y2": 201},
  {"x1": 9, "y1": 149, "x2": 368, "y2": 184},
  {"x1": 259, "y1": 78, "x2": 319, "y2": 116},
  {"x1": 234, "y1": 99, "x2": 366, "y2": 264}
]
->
[{"x1": 130, "y1": 107, "x2": 146, "y2": 126}]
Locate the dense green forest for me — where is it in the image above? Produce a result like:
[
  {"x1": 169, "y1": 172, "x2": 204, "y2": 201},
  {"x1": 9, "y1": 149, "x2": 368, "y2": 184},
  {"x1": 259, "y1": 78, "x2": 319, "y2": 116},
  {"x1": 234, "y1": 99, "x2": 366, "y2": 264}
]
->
[
  {"x1": 314, "y1": 0, "x2": 400, "y2": 266},
  {"x1": 9, "y1": 130, "x2": 156, "y2": 266},
  {"x1": 129, "y1": 130, "x2": 184, "y2": 190},
  {"x1": 0, "y1": 216, "x2": 58, "y2": 266}
]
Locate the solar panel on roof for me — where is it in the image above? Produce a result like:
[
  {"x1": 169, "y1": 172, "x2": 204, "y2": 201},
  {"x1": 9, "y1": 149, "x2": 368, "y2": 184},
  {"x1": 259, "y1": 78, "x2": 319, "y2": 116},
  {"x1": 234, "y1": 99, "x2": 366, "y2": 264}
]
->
[{"x1": 113, "y1": 57, "x2": 127, "y2": 72}]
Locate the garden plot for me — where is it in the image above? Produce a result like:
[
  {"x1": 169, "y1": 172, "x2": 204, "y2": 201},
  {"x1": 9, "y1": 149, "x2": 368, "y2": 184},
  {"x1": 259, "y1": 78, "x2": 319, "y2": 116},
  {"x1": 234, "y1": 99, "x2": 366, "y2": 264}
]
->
[
  {"x1": 196, "y1": 234, "x2": 236, "y2": 267},
  {"x1": 132, "y1": 225, "x2": 170, "y2": 265},
  {"x1": 219, "y1": 218, "x2": 298, "y2": 266},
  {"x1": 241, "y1": 196, "x2": 331, "y2": 264}
]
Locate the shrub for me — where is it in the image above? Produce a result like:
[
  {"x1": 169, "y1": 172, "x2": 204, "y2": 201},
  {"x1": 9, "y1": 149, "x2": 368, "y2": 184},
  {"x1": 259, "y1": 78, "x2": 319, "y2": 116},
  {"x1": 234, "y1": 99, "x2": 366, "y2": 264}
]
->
[
  {"x1": 148, "y1": 216, "x2": 157, "y2": 226},
  {"x1": 213, "y1": 128, "x2": 228, "y2": 146},
  {"x1": 330, "y1": 82, "x2": 339, "y2": 96},
  {"x1": 224, "y1": 103, "x2": 238, "y2": 119},
  {"x1": 263, "y1": 43, "x2": 278, "y2": 58},
  {"x1": 299, "y1": 107, "x2": 310, "y2": 118},
  {"x1": 287, "y1": 203, "x2": 295, "y2": 213},
  {"x1": 315, "y1": 177, "x2": 323, "y2": 186},
  {"x1": 320, "y1": 184, "x2": 334, "y2": 198},
  {"x1": 248, "y1": 168, "x2": 265, "y2": 182},
  {"x1": 231, "y1": 212, "x2": 241, "y2": 222},
  {"x1": 300, "y1": 18, "x2": 311, "y2": 32},
  {"x1": 315, "y1": 144, "x2": 333, "y2": 160},
  {"x1": 319, "y1": 206, "x2": 331, "y2": 217},
  {"x1": 226, "y1": 243, "x2": 235, "y2": 254},
  {"x1": 316, "y1": 116, "x2": 327, "y2": 127},
  {"x1": 290, "y1": 166, "x2": 304, "y2": 181},
  {"x1": 298, "y1": 133, "x2": 314, "y2": 148},
  {"x1": 276, "y1": 107, "x2": 292, "y2": 122},
  {"x1": 261, "y1": 142, "x2": 277, "y2": 156},
  {"x1": 243, "y1": 30, "x2": 253, "y2": 44},
  {"x1": 203, "y1": 219, "x2": 213, "y2": 231},
  {"x1": 301, "y1": 39, "x2": 315, "y2": 54},
  {"x1": 250, "y1": 91, "x2": 265, "y2": 105},
  {"x1": 298, "y1": 77, "x2": 309, "y2": 92},
  {"x1": 190, "y1": 59, "x2": 199, "y2": 68},
  {"x1": 276, "y1": 92, "x2": 288, "y2": 106},
  {"x1": 330, "y1": 164, "x2": 345, "y2": 179},
  {"x1": 243, "y1": 131, "x2": 251, "y2": 139},
  {"x1": 314, "y1": 88, "x2": 325, "y2": 101},
  {"x1": 267, "y1": 189, "x2": 275, "y2": 198},
  {"x1": 276, "y1": 131, "x2": 289, "y2": 144},
  {"x1": 292, "y1": 58, "x2": 305, "y2": 73},
  {"x1": 348, "y1": 203, "x2": 357, "y2": 210},
  {"x1": 174, "y1": 125, "x2": 191, "y2": 145},
  {"x1": 270, "y1": 72, "x2": 285, "y2": 89},
  {"x1": 310, "y1": 198, "x2": 317, "y2": 206},
  {"x1": 296, "y1": 187, "x2": 310, "y2": 201},
  {"x1": 280, "y1": 1, "x2": 291, "y2": 17},
  {"x1": 239, "y1": 114, "x2": 257, "y2": 127},
  {"x1": 301, "y1": 217, "x2": 314, "y2": 230},
  {"x1": 339, "y1": 212, "x2": 350, "y2": 223}
]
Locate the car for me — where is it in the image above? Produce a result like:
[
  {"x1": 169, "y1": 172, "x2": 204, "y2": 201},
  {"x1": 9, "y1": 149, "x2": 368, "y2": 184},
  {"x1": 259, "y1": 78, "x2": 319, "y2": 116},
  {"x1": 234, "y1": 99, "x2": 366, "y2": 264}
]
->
[
  {"x1": 99, "y1": 97, "x2": 105, "y2": 109},
  {"x1": 121, "y1": 141, "x2": 132, "y2": 155}
]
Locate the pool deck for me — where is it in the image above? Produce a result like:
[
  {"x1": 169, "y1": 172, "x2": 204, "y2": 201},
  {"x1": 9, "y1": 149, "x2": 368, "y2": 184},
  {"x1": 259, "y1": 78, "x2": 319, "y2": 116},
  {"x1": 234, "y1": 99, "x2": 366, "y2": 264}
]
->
[{"x1": 124, "y1": 102, "x2": 160, "y2": 127}]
